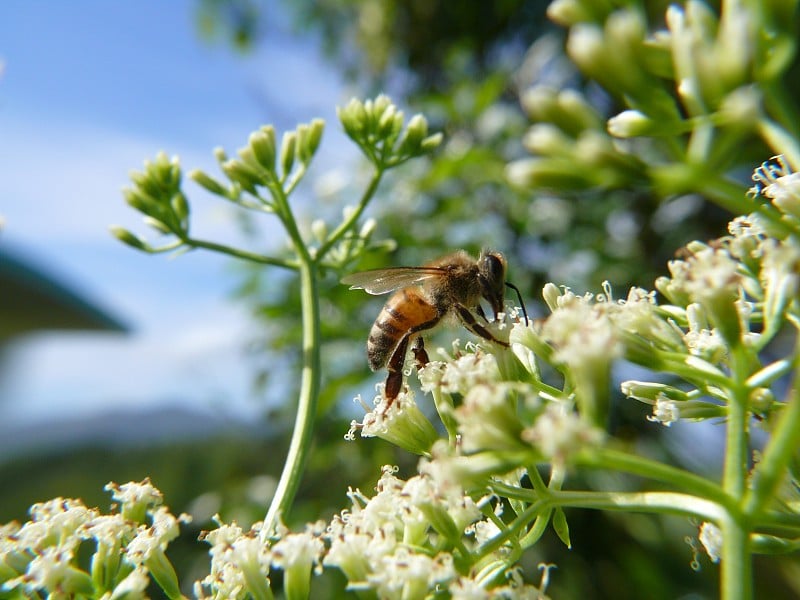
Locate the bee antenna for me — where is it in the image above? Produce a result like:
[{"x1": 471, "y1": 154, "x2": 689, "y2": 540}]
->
[{"x1": 505, "y1": 281, "x2": 529, "y2": 326}]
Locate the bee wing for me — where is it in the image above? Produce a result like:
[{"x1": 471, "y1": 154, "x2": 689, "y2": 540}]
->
[{"x1": 341, "y1": 267, "x2": 444, "y2": 295}]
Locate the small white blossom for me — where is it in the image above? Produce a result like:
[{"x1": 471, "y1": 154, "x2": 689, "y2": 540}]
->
[
  {"x1": 107, "y1": 565, "x2": 149, "y2": 599},
  {"x1": 368, "y1": 547, "x2": 455, "y2": 600},
  {"x1": 4, "y1": 546, "x2": 79, "y2": 595},
  {"x1": 434, "y1": 345, "x2": 501, "y2": 395},
  {"x1": 86, "y1": 513, "x2": 137, "y2": 551},
  {"x1": 270, "y1": 527, "x2": 325, "y2": 572},
  {"x1": 455, "y1": 384, "x2": 524, "y2": 453},
  {"x1": 647, "y1": 396, "x2": 680, "y2": 426},
  {"x1": 12, "y1": 498, "x2": 97, "y2": 553},
  {"x1": 761, "y1": 172, "x2": 800, "y2": 219},
  {"x1": 105, "y1": 479, "x2": 163, "y2": 510},
  {"x1": 470, "y1": 518, "x2": 502, "y2": 547},
  {"x1": 541, "y1": 296, "x2": 622, "y2": 372},
  {"x1": 698, "y1": 521, "x2": 723, "y2": 563},
  {"x1": 124, "y1": 506, "x2": 187, "y2": 566},
  {"x1": 197, "y1": 516, "x2": 272, "y2": 600},
  {"x1": 348, "y1": 387, "x2": 437, "y2": 455},
  {"x1": 449, "y1": 576, "x2": 492, "y2": 599},
  {"x1": 522, "y1": 404, "x2": 604, "y2": 464}
]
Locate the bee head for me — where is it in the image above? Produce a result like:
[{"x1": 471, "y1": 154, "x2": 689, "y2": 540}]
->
[{"x1": 478, "y1": 251, "x2": 507, "y2": 319}]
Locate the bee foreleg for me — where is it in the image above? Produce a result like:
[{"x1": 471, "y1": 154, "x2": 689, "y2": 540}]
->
[
  {"x1": 456, "y1": 305, "x2": 509, "y2": 347},
  {"x1": 412, "y1": 336, "x2": 430, "y2": 369}
]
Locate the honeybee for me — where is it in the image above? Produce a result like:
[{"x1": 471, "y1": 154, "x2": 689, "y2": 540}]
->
[{"x1": 342, "y1": 250, "x2": 528, "y2": 408}]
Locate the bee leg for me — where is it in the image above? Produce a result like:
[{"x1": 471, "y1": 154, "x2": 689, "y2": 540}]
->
[
  {"x1": 384, "y1": 334, "x2": 411, "y2": 408},
  {"x1": 455, "y1": 305, "x2": 509, "y2": 347},
  {"x1": 412, "y1": 336, "x2": 430, "y2": 369}
]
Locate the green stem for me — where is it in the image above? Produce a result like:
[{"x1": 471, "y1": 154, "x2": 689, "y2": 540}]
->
[
  {"x1": 185, "y1": 237, "x2": 298, "y2": 270},
  {"x1": 262, "y1": 183, "x2": 321, "y2": 533},
  {"x1": 577, "y1": 447, "x2": 732, "y2": 508},
  {"x1": 264, "y1": 258, "x2": 320, "y2": 533},
  {"x1": 720, "y1": 513, "x2": 752, "y2": 600},
  {"x1": 744, "y1": 365, "x2": 800, "y2": 518},
  {"x1": 724, "y1": 346, "x2": 750, "y2": 500},
  {"x1": 552, "y1": 490, "x2": 726, "y2": 522},
  {"x1": 316, "y1": 168, "x2": 384, "y2": 259},
  {"x1": 719, "y1": 343, "x2": 751, "y2": 600}
]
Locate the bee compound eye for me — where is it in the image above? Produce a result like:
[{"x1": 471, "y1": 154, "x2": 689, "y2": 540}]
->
[{"x1": 482, "y1": 253, "x2": 506, "y2": 283}]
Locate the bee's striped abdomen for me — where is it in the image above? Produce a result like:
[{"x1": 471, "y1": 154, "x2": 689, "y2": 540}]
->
[{"x1": 366, "y1": 288, "x2": 438, "y2": 371}]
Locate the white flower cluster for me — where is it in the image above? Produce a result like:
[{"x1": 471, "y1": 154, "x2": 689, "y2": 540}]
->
[
  {"x1": 198, "y1": 465, "x2": 550, "y2": 599},
  {"x1": 0, "y1": 479, "x2": 189, "y2": 599}
]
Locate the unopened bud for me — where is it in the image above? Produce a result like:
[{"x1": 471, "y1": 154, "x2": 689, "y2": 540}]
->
[
  {"x1": 280, "y1": 131, "x2": 297, "y2": 177},
  {"x1": 110, "y1": 226, "x2": 149, "y2": 251},
  {"x1": 249, "y1": 127, "x2": 276, "y2": 171},
  {"x1": 189, "y1": 169, "x2": 227, "y2": 196}
]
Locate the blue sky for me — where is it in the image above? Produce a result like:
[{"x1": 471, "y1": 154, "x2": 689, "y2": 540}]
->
[{"x1": 0, "y1": 1, "x2": 356, "y2": 427}]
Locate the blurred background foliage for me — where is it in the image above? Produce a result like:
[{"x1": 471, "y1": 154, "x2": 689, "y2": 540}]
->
[{"x1": 3, "y1": 0, "x2": 800, "y2": 597}]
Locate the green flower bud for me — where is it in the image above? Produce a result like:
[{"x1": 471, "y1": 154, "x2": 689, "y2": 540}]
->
[
  {"x1": 750, "y1": 387, "x2": 775, "y2": 414},
  {"x1": 371, "y1": 94, "x2": 393, "y2": 121},
  {"x1": 295, "y1": 124, "x2": 311, "y2": 164},
  {"x1": 337, "y1": 98, "x2": 367, "y2": 140},
  {"x1": 143, "y1": 216, "x2": 173, "y2": 235},
  {"x1": 221, "y1": 159, "x2": 260, "y2": 194},
  {"x1": 310, "y1": 219, "x2": 327, "y2": 244},
  {"x1": 546, "y1": 0, "x2": 594, "y2": 27},
  {"x1": 237, "y1": 146, "x2": 267, "y2": 174},
  {"x1": 249, "y1": 127, "x2": 276, "y2": 171},
  {"x1": 213, "y1": 146, "x2": 228, "y2": 164},
  {"x1": 419, "y1": 132, "x2": 443, "y2": 153},
  {"x1": 122, "y1": 187, "x2": 157, "y2": 214},
  {"x1": 376, "y1": 103, "x2": 396, "y2": 132},
  {"x1": 170, "y1": 193, "x2": 190, "y2": 226},
  {"x1": 305, "y1": 119, "x2": 324, "y2": 157},
  {"x1": 523, "y1": 124, "x2": 572, "y2": 155},
  {"x1": 280, "y1": 131, "x2": 297, "y2": 178},
  {"x1": 396, "y1": 114, "x2": 428, "y2": 155},
  {"x1": 110, "y1": 226, "x2": 149, "y2": 251},
  {"x1": 607, "y1": 110, "x2": 656, "y2": 138},
  {"x1": 189, "y1": 169, "x2": 228, "y2": 196},
  {"x1": 556, "y1": 90, "x2": 604, "y2": 134},
  {"x1": 152, "y1": 152, "x2": 181, "y2": 188},
  {"x1": 717, "y1": 86, "x2": 761, "y2": 128}
]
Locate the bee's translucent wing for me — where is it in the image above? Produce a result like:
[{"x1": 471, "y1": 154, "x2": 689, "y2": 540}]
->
[{"x1": 341, "y1": 267, "x2": 444, "y2": 295}]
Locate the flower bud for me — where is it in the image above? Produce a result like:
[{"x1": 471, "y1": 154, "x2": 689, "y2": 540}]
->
[
  {"x1": 221, "y1": 159, "x2": 261, "y2": 195},
  {"x1": 419, "y1": 132, "x2": 443, "y2": 153},
  {"x1": 295, "y1": 124, "x2": 311, "y2": 164},
  {"x1": 520, "y1": 86, "x2": 559, "y2": 120},
  {"x1": 305, "y1": 119, "x2": 325, "y2": 157},
  {"x1": 110, "y1": 226, "x2": 149, "y2": 251},
  {"x1": 337, "y1": 98, "x2": 367, "y2": 140},
  {"x1": 249, "y1": 127, "x2": 276, "y2": 171},
  {"x1": 718, "y1": 86, "x2": 762, "y2": 128},
  {"x1": 522, "y1": 124, "x2": 572, "y2": 155},
  {"x1": 607, "y1": 110, "x2": 655, "y2": 138},
  {"x1": 377, "y1": 104, "x2": 399, "y2": 137},
  {"x1": 310, "y1": 219, "x2": 327, "y2": 244},
  {"x1": 546, "y1": 0, "x2": 593, "y2": 27},
  {"x1": 189, "y1": 169, "x2": 227, "y2": 196},
  {"x1": 397, "y1": 114, "x2": 429, "y2": 155},
  {"x1": 170, "y1": 193, "x2": 190, "y2": 225},
  {"x1": 280, "y1": 131, "x2": 297, "y2": 178}
]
